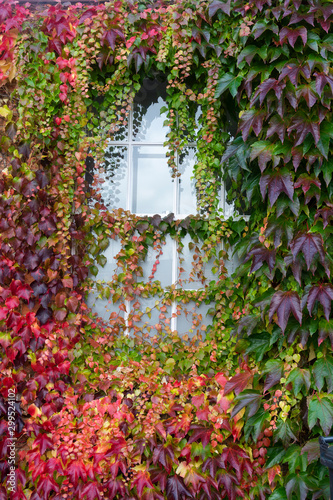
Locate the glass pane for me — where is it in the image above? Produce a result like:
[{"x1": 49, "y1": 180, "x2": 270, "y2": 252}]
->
[
  {"x1": 133, "y1": 79, "x2": 168, "y2": 142},
  {"x1": 99, "y1": 146, "x2": 128, "y2": 210},
  {"x1": 175, "y1": 301, "x2": 211, "y2": 339},
  {"x1": 94, "y1": 239, "x2": 122, "y2": 281},
  {"x1": 132, "y1": 145, "x2": 174, "y2": 214},
  {"x1": 109, "y1": 119, "x2": 128, "y2": 142},
  {"x1": 225, "y1": 246, "x2": 242, "y2": 276},
  {"x1": 127, "y1": 297, "x2": 172, "y2": 337},
  {"x1": 86, "y1": 289, "x2": 125, "y2": 324},
  {"x1": 178, "y1": 147, "x2": 197, "y2": 215},
  {"x1": 177, "y1": 235, "x2": 218, "y2": 289},
  {"x1": 141, "y1": 236, "x2": 173, "y2": 286}
]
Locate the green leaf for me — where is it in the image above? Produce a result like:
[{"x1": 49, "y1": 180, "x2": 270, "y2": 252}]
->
[
  {"x1": 90, "y1": 265, "x2": 99, "y2": 277},
  {"x1": 250, "y1": 141, "x2": 275, "y2": 172},
  {"x1": 268, "y1": 487, "x2": 287, "y2": 500},
  {"x1": 286, "y1": 368, "x2": 311, "y2": 396},
  {"x1": 274, "y1": 419, "x2": 297, "y2": 446},
  {"x1": 308, "y1": 395, "x2": 333, "y2": 435},
  {"x1": 265, "y1": 446, "x2": 286, "y2": 469},
  {"x1": 283, "y1": 445, "x2": 307, "y2": 474},
  {"x1": 245, "y1": 332, "x2": 270, "y2": 361},
  {"x1": 231, "y1": 390, "x2": 262, "y2": 418},
  {"x1": 215, "y1": 72, "x2": 243, "y2": 98},
  {"x1": 285, "y1": 473, "x2": 308, "y2": 500},
  {"x1": 244, "y1": 408, "x2": 269, "y2": 441},
  {"x1": 313, "y1": 356, "x2": 333, "y2": 393}
]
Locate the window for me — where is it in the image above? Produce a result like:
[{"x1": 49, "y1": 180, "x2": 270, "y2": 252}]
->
[
  {"x1": 87, "y1": 78, "x2": 228, "y2": 337},
  {"x1": 98, "y1": 79, "x2": 199, "y2": 217}
]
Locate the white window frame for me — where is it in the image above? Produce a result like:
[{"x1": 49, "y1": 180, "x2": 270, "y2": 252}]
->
[{"x1": 89, "y1": 92, "x2": 237, "y2": 336}]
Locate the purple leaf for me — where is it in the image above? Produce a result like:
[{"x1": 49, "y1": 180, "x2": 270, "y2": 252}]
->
[
  {"x1": 266, "y1": 115, "x2": 286, "y2": 143},
  {"x1": 279, "y1": 26, "x2": 307, "y2": 48},
  {"x1": 279, "y1": 63, "x2": 310, "y2": 87},
  {"x1": 260, "y1": 171, "x2": 294, "y2": 206},
  {"x1": 290, "y1": 233, "x2": 326, "y2": 271},
  {"x1": 246, "y1": 246, "x2": 276, "y2": 273},
  {"x1": 208, "y1": 0, "x2": 231, "y2": 17},
  {"x1": 239, "y1": 109, "x2": 265, "y2": 142},
  {"x1": 307, "y1": 284, "x2": 333, "y2": 320},
  {"x1": 166, "y1": 475, "x2": 193, "y2": 500},
  {"x1": 287, "y1": 113, "x2": 320, "y2": 146},
  {"x1": 269, "y1": 290, "x2": 302, "y2": 332},
  {"x1": 315, "y1": 72, "x2": 333, "y2": 96}
]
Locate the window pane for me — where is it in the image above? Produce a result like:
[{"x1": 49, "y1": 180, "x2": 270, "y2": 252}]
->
[
  {"x1": 128, "y1": 297, "x2": 171, "y2": 336},
  {"x1": 93, "y1": 239, "x2": 122, "y2": 281},
  {"x1": 86, "y1": 289, "x2": 125, "y2": 324},
  {"x1": 110, "y1": 118, "x2": 128, "y2": 142},
  {"x1": 132, "y1": 145, "x2": 174, "y2": 214},
  {"x1": 178, "y1": 235, "x2": 218, "y2": 289},
  {"x1": 175, "y1": 301, "x2": 212, "y2": 339},
  {"x1": 140, "y1": 236, "x2": 173, "y2": 287},
  {"x1": 99, "y1": 146, "x2": 128, "y2": 210},
  {"x1": 178, "y1": 147, "x2": 197, "y2": 215},
  {"x1": 132, "y1": 79, "x2": 168, "y2": 142}
]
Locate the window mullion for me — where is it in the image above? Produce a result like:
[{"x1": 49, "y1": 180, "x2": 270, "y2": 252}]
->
[
  {"x1": 171, "y1": 238, "x2": 177, "y2": 332},
  {"x1": 127, "y1": 106, "x2": 133, "y2": 212}
]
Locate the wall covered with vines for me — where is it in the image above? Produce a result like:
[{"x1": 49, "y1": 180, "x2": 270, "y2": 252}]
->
[{"x1": 1, "y1": 0, "x2": 333, "y2": 498}]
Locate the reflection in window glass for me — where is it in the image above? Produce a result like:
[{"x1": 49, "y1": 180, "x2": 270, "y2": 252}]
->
[
  {"x1": 133, "y1": 97, "x2": 169, "y2": 143},
  {"x1": 99, "y1": 146, "x2": 128, "y2": 210},
  {"x1": 132, "y1": 145, "x2": 174, "y2": 214},
  {"x1": 141, "y1": 236, "x2": 173, "y2": 286},
  {"x1": 178, "y1": 147, "x2": 197, "y2": 215}
]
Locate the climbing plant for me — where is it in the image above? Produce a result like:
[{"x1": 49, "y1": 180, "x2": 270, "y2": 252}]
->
[{"x1": 1, "y1": 0, "x2": 333, "y2": 498}]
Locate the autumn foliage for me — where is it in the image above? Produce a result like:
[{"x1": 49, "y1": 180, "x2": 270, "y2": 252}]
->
[{"x1": 1, "y1": 0, "x2": 333, "y2": 499}]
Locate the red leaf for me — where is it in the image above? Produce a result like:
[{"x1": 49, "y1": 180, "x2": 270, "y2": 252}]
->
[
  {"x1": 82, "y1": 482, "x2": 101, "y2": 500},
  {"x1": 279, "y1": 63, "x2": 311, "y2": 87},
  {"x1": 215, "y1": 372, "x2": 227, "y2": 387},
  {"x1": 269, "y1": 290, "x2": 302, "y2": 333},
  {"x1": 62, "y1": 277, "x2": 73, "y2": 289},
  {"x1": 34, "y1": 433, "x2": 54, "y2": 455},
  {"x1": 5, "y1": 296, "x2": 19, "y2": 309},
  {"x1": 315, "y1": 206, "x2": 333, "y2": 228},
  {"x1": 295, "y1": 174, "x2": 321, "y2": 204},
  {"x1": 54, "y1": 308, "x2": 67, "y2": 322},
  {"x1": 188, "y1": 425, "x2": 213, "y2": 448},
  {"x1": 287, "y1": 113, "x2": 320, "y2": 146},
  {"x1": 37, "y1": 476, "x2": 59, "y2": 497},
  {"x1": 191, "y1": 394, "x2": 205, "y2": 409},
  {"x1": 67, "y1": 295, "x2": 78, "y2": 312},
  {"x1": 196, "y1": 405, "x2": 210, "y2": 421},
  {"x1": 251, "y1": 78, "x2": 284, "y2": 106},
  {"x1": 67, "y1": 461, "x2": 87, "y2": 485},
  {"x1": 266, "y1": 115, "x2": 286, "y2": 143},
  {"x1": 132, "y1": 470, "x2": 154, "y2": 497},
  {"x1": 224, "y1": 371, "x2": 253, "y2": 396},
  {"x1": 0, "y1": 307, "x2": 8, "y2": 320}
]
